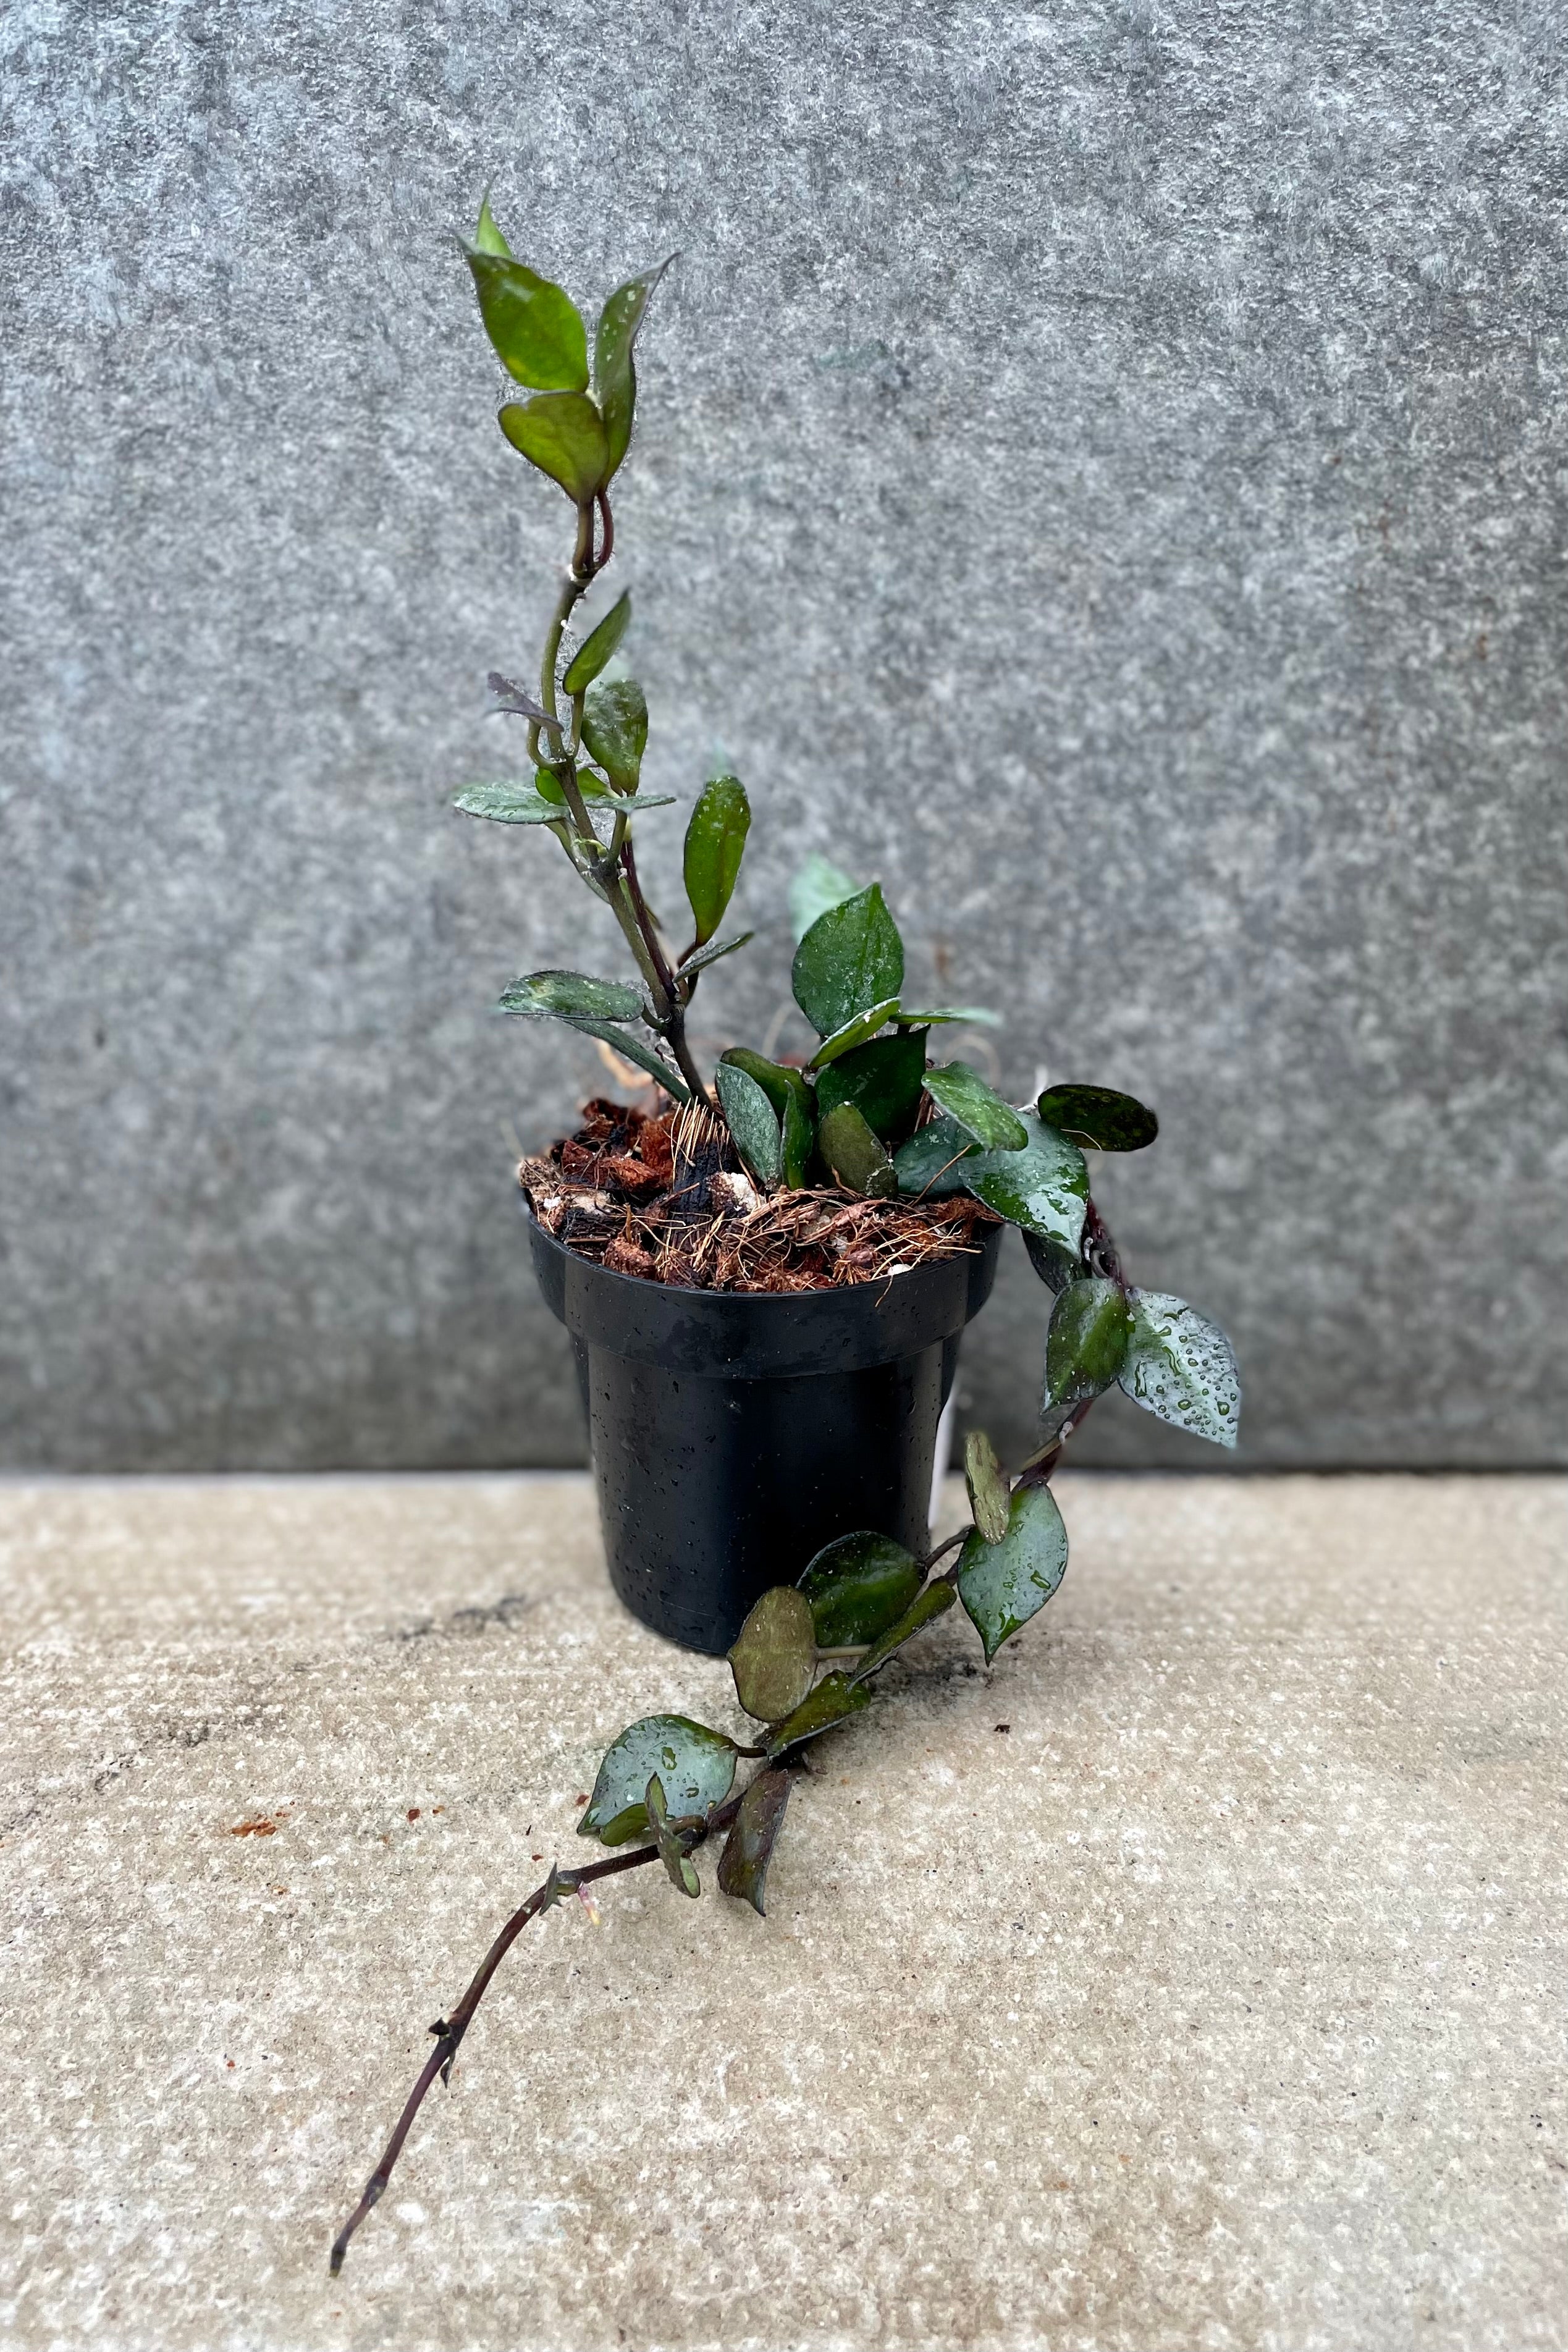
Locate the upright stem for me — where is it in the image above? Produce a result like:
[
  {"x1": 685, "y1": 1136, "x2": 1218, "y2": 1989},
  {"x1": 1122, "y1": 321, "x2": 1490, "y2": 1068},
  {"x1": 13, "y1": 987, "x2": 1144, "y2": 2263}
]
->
[{"x1": 528, "y1": 496, "x2": 712, "y2": 1107}]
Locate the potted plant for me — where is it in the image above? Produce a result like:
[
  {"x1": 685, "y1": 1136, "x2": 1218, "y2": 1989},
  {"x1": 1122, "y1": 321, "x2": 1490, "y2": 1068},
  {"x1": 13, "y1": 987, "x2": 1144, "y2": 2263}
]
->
[
  {"x1": 326, "y1": 203, "x2": 1242, "y2": 2272},
  {"x1": 448, "y1": 198, "x2": 1239, "y2": 1656}
]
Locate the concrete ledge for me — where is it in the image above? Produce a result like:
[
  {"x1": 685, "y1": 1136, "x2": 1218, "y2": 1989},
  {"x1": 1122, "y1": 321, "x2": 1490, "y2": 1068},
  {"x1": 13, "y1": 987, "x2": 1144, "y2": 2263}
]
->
[{"x1": 1, "y1": 1473, "x2": 1563, "y2": 2350}]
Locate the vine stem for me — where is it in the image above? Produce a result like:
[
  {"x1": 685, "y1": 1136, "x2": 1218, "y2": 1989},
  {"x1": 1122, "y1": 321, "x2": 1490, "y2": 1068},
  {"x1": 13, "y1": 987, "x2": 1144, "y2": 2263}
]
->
[{"x1": 330, "y1": 1790, "x2": 744, "y2": 2276}]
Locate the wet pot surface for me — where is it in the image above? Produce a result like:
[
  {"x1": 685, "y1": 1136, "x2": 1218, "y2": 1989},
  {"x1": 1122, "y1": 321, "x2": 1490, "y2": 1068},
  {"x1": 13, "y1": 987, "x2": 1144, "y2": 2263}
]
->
[{"x1": 529, "y1": 1216, "x2": 1001, "y2": 1653}]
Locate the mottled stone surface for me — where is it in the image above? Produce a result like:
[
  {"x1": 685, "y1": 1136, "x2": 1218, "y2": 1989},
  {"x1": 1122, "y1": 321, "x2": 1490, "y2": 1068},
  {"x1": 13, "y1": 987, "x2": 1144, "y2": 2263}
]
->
[
  {"x1": 2, "y1": 6, "x2": 1566, "y2": 1470},
  {"x1": 1, "y1": 1472, "x2": 1564, "y2": 2350}
]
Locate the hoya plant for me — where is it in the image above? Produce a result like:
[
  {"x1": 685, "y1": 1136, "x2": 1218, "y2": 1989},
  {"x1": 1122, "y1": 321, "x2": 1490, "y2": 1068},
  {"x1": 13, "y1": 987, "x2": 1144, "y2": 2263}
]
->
[{"x1": 329, "y1": 204, "x2": 1241, "y2": 2273}]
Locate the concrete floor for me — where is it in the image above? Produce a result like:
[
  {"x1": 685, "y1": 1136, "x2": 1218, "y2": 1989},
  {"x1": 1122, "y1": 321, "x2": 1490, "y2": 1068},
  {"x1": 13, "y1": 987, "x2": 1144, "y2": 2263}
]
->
[{"x1": 0, "y1": 1473, "x2": 1563, "y2": 2351}]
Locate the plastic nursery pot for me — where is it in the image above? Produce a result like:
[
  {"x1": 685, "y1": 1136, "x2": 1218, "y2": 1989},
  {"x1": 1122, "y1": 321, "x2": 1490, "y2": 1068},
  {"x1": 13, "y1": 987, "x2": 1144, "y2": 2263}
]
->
[{"x1": 528, "y1": 1214, "x2": 1002, "y2": 1655}]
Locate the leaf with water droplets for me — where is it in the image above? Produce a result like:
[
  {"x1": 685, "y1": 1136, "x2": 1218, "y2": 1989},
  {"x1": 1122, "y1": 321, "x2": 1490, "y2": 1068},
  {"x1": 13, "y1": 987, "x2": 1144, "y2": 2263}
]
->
[
  {"x1": 892, "y1": 1114, "x2": 981, "y2": 1199},
  {"x1": 683, "y1": 774, "x2": 751, "y2": 946},
  {"x1": 576, "y1": 1715, "x2": 738, "y2": 1844},
  {"x1": 717, "y1": 1768, "x2": 791, "y2": 1915},
  {"x1": 498, "y1": 969, "x2": 642, "y2": 1021},
  {"x1": 956, "y1": 1483, "x2": 1068, "y2": 1664},
  {"x1": 1044, "y1": 1278, "x2": 1134, "y2": 1432},
  {"x1": 1116, "y1": 1291, "x2": 1241, "y2": 1449},
  {"x1": 791, "y1": 885, "x2": 904, "y2": 1039},
  {"x1": 813, "y1": 1029, "x2": 929, "y2": 1145},
  {"x1": 728, "y1": 1586, "x2": 816, "y2": 1721},
  {"x1": 797, "y1": 1530, "x2": 923, "y2": 1647},
  {"x1": 818, "y1": 1102, "x2": 897, "y2": 1197},
  {"x1": 962, "y1": 1110, "x2": 1087, "y2": 1259},
  {"x1": 595, "y1": 256, "x2": 673, "y2": 483},
  {"x1": 923, "y1": 1063, "x2": 1028, "y2": 1151},
  {"x1": 581, "y1": 678, "x2": 647, "y2": 791}
]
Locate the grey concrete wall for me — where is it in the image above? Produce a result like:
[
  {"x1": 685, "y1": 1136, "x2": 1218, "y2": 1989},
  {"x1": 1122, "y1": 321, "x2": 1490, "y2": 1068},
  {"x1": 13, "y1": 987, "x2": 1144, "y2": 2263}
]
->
[{"x1": 2, "y1": 1, "x2": 1564, "y2": 1473}]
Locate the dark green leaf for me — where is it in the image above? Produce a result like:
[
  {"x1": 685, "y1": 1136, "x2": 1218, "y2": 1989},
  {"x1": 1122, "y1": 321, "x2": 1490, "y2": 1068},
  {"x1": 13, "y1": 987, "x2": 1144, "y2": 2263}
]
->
[
  {"x1": 963, "y1": 1110, "x2": 1088, "y2": 1258},
  {"x1": 728, "y1": 1585, "x2": 816, "y2": 1721},
  {"x1": 683, "y1": 774, "x2": 751, "y2": 946},
  {"x1": 813, "y1": 1029, "x2": 929, "y2": 1145},
  {"x1": 594, "y1": 256, "x2": 673, "y2": 483},
  {"x1": 788, "y1": 853, "x2": 860, "y2": 945},
  {"x1": 1036, "y1": 1084, "x2": 1159, "y2": 1153},
  {"x1": 1044, "y1": 1278, "x2": 1134, "y2": 1431},
  {"x1": 577, "y1": 1714, "x2": 738, "y2": 1844},
  {"x1": 791, "y1": 884, "x2": 904, "y2": 1040},
  {"x1": 892, "y1": 1115, "x2": 982, "y2": 1199},
  {"x1": 580, "y1": 678, "x2": 648, "y2": 791},
  {"x1": 780, "y1": 1087, "x2": 814, "y2": 1190},
  {"x1": 473, "y1": 192, "x2": 511, "y2": 257},
  {"x1": 455, "y1": 780, "x2": 566, "y2": 825},
  {"x1": 1024, "y1": 1228, "x2": 1079, "y2": 1293},
  {"x1": 498, "y1": 969, "x2": 641, "y2": 1021},
  {"x1": 850, "y1": 1576, "x2": 956, "y2": 1681},
  {"x1": 499, "y1": 392, "x2": 608, "y2": 503},
  {"x1": 557, "y1": 1019, "x2": 691, "y2": 1102},
  {"x1": 1116, "y1": 1291, "x2": 1241, "y2": 1449},
  {"x1": 956, "y1": 1483, "x2": 1069, "y2": 1664},
  {"x1": 896, "y1": 1005, "x2": 1002, "y2": 1027},
  {"x1": 717, "y1": 1768, "x2": 791, "y2": 1916},
  {"x1": 644, "y1": 1774, "x2": 701, "y2": 1897},
  {"x1": 562, "y1": 591, "x2": 631, "y2": 697},
  {"x1": 819, "y1": 1101, "x2": 897, "y2": 1198},
  {"x1": 679, "y1": 932, "x2": 754, "y2": 980},
  {"x1": 466, "y1": 253, "x2": 589, "y2": 391},
  {"x1": 923, "y1": 1063, "x2": 1029, "y2": 1151},
  {"x1": 718, "y1": 1048, "x2": 809, "y2": 1122},
  {"x1": 963, "y1": 1429, "x2": 1010, "y2": 1544},
  {"x1": 797, "y1": 1530, "x2": 923, "y2": 1648},
  {"x1": 714, "y1": 1060, "x2": 783, "y2": 1189},
  {"x1": 764, "y1": 1670, "x2": 871, "y2": 1760},
  {"x1": 807, "y1": 1000, "x2": 901, "y2": 1070}
]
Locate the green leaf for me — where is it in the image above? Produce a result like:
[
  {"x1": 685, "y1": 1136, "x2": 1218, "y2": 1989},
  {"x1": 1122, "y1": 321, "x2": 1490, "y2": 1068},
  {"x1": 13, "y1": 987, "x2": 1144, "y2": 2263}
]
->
[
  {"x1": 717, "y1": 1767, "x2": 791, "y2": 1916},
  {"x1": 454, "y1": 780, "x2": 567, "y2": 825},
  {"x1": 473, "y1": 192, "x2": 512, "y2": 258},
  {"x1": 797, "y1": 1530, "x2": 923, "y2": 1648},
  {"x1": 963, "y1": 1430, "x2": 1010, "y2": 1544},
  {"x1": 580, "y1": 678, "x2": 648, "y2": 792},
  {"x1": 1037, "y1": 1084, "x2": 1159, "y2": 1153},
  {"x1": 679, "y1": 932, "x2": 754, "y2": 980},
  {"x1": 788, "y1": 853, "x2": 861, "y2": 945},
  {"x1": 466, "y1": 253, "x2": 589, "y2": 392},
  {"x1": 923, "y1": 1063, "x2": 1029, "y2": 1151},
  {"x1": 594, "y1": 256, "x2": 673, "y2": 483},
  {"x1": 683, "y1": 774, "x2": 751, "y2": 946},
  {"x1": 716, "y1": 1051, "x2": 815, "y2": 1189},
  {"x1": 896, "y1": 1005, "x2": 1002, "y2": 1028},
  {"x1": 1023, "y1": 1228, "x2": 1079, "y2": 1293},
  {"x1": 808, "y1": 1000, "x2": 902, "y2": 1071},
  {"x1": 714, "y1": 1059, "x2": 783, "y2": 1189},
  {"x1": 1116, "y1": 1291, "x2": 1241, "y2": 1449},
  {"x1": 764, "y1": 1670, "x2": 871, "y2": 1760},
  {"x1": 780, "y1": 1088, "x2": 815, "y2": 1190},
  {"x1": 956, "y1": 1483, "x2": 1069, "y2": 1664},
  {"x1": 1044, "y1": 1278, "x2": 1134, "y2": 1430},
  {"x1": 644, "y1": 1774, "x2": 701, "y2": 1897},
  {"x1": 818, "y1": 1101, "x2": 897, "y2": 1198},
  {"x1": 849, "y1": 1577, "x2": 956, "y2": 1682},
  {"x1": 563, "y1": 591, "x2": 632, "y2": 697},
  {"x1": 791, "y1": 884, "x2": 904, "y2": 1040},
  {"x1": 891, "y1": 1115, "x2": 982, "y2": 1199},
  {"x1": 812, "y1": 1029, "x2": 928, "y2": 1145},
  {"x1": 962, "y1": 1110, "x2": 1089, "y2": 1258},
  {"x1": 498, "y1": 969, "x2": 642, "y2": 1021},
  {"x1": 499, "y1": 392, "x2": 608, "y2": 504},
  {"x1": 559, "y1": 1019, "x2": 691, "y2": 1102},
  {"x1": 577, "y1": 1714, "x2": 738, "y2": 1844},
  {"x1": 728, "y1": 1585, "x2": 816, "y2": 1721}
]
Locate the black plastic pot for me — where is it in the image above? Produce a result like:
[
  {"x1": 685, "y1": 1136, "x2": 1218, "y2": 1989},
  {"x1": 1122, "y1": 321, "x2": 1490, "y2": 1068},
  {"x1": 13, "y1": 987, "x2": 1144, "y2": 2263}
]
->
[{"x1": 529, "y1": 1214, "x2": 1001, "y2": 1654}]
